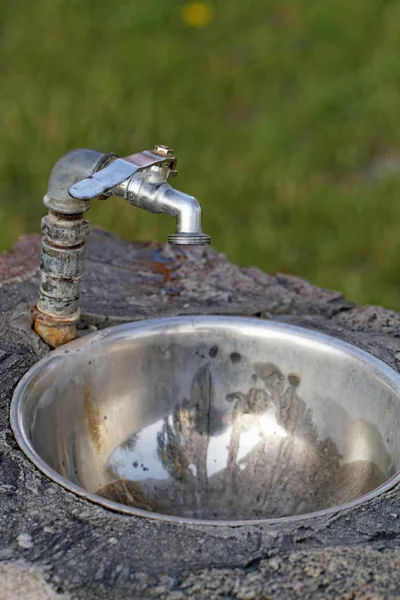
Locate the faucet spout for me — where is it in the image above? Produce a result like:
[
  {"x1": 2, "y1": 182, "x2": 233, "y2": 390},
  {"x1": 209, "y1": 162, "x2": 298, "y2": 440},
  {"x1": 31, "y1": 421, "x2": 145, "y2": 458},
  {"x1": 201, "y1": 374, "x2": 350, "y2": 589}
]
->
[
  {"x1": 33, "y1": 145, "x2": 210, "y2": 348},
  {"x1": 124, "y1": 176, "x2": 210, "y2": 245},
  {"x1": 159, "y1": 187, "x2": 210, "y2": 246}
]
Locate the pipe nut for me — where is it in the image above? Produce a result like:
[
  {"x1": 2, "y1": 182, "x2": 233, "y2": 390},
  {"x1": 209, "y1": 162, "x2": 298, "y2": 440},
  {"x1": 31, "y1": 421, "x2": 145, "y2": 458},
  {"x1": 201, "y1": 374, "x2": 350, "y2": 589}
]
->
[
  {"x1": 168, "y1": 232, "x2": 211, "y2": 246},
  {"x1": 153, "y1": 145, "x2": 174, "y2": 158},
  {"x1": 40, "y1": 240, "x2": 86, "y2": 279},
  {"x1": 42, "y1": 214, "x2": 90, "y2": 247}
]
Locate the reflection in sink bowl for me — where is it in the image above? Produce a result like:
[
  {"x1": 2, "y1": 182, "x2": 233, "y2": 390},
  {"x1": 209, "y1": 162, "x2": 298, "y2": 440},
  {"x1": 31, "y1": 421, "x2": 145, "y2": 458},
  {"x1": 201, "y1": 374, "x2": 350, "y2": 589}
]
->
[{"x1": 10, "y1": 316, "x2": 400, "y2": 524}]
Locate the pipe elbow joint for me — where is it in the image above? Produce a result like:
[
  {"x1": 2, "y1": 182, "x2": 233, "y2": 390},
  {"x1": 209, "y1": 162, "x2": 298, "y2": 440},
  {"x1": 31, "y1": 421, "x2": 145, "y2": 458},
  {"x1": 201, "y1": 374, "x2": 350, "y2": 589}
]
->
[{"x1": 44, "y1": 149, "x2": 117, "y2": 216}]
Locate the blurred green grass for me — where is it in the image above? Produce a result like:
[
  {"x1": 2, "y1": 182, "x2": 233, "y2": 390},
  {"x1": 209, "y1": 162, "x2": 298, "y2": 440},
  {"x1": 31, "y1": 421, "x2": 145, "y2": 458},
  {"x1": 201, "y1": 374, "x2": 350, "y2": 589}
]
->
[{"x1": 2, "y1": 0, "x2": 400, "y2": 308}]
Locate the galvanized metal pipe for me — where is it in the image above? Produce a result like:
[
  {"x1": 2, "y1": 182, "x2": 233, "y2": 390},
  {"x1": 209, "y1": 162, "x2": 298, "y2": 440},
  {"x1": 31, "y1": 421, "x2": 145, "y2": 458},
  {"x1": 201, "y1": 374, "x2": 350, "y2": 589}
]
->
[
  {"x1": 33, "y1": 212, "x2": 89, "y2": 348},
  {"x1": 33, "y1": 149, "x2": 113, "y2": 348}
]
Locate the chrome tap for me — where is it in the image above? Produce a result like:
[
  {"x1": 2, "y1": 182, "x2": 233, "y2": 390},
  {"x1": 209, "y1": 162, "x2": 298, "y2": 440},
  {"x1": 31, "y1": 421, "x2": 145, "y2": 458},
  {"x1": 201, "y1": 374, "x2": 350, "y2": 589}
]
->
[{"x1": 33, "y1": 145, "x2": 210, "y2": 348}]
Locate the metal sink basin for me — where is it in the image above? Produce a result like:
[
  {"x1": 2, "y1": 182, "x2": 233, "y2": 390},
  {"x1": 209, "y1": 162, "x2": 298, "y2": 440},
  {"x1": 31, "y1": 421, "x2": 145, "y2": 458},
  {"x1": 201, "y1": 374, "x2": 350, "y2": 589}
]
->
[{"x1": 11, "y1": 316, "x2": 400, "y2": 525}]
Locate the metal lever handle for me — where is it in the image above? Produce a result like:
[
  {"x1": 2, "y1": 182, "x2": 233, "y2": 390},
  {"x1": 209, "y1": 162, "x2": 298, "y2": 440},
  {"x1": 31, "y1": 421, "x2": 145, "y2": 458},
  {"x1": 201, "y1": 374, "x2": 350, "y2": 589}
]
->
[{"x1": 68, "y1": 150, "x2": 171, "y2": 200}]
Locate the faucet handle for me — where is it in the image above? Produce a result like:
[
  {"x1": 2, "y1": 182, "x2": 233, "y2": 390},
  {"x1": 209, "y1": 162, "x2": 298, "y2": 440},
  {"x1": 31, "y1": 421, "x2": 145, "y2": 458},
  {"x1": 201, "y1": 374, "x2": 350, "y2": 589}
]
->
[{"x1": 68, "y1": 150, "x2": 173, "y2": 200}]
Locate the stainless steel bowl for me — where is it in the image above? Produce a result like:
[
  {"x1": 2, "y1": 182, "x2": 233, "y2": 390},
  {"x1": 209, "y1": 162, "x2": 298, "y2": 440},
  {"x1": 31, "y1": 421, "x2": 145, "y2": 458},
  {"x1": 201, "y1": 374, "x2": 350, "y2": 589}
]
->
[{"x1": 10, "y1": 317, "x2": 400, "y2": 525}]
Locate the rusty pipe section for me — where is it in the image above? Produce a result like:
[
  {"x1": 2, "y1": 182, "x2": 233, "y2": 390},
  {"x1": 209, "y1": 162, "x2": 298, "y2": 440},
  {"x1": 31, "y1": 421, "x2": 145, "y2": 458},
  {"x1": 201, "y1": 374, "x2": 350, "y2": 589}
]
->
[
  {"x1": 33, "y1": 145, "x2": 210, "y2": 348},
  {"x1": 33, "y1": 149, "x2": 115, "y2": 348},
  {"x1": 33, "y1": 212, "x2": 89, "y2": 347}
]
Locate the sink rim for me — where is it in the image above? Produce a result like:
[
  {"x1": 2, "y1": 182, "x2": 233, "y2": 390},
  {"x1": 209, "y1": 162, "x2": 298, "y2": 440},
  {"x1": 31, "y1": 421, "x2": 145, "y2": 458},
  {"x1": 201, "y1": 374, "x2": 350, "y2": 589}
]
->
[{"x1": 10, "y1": 316, "x2": 400, "y2": 527}]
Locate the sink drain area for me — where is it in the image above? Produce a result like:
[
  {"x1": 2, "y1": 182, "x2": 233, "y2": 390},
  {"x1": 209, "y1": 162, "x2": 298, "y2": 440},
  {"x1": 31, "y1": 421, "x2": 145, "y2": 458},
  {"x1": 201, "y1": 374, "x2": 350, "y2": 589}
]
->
[{"x1": 11, "y1": 317, "x2": 400, "y2": 524}]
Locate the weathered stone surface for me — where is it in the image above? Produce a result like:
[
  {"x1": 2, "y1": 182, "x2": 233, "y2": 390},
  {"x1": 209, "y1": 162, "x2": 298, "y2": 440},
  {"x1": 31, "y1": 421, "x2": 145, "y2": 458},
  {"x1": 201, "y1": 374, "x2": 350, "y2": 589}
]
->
[
  {"x1": 0, "y1": 563, "x2": 70, "y2": 600},
  {"x1": 1, "y1": 228, "x2": 400, "y2": 599}
]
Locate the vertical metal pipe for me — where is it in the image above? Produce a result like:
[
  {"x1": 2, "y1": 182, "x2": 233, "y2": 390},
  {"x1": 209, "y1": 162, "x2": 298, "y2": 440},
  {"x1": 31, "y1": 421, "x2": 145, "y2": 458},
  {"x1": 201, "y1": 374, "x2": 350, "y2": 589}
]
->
[
  {"x1": 32, "y1": 149, "x2": 113, "y2": 348},
  {"x1": 33, "y1": 212, "x2": 89, "y2": 348}
]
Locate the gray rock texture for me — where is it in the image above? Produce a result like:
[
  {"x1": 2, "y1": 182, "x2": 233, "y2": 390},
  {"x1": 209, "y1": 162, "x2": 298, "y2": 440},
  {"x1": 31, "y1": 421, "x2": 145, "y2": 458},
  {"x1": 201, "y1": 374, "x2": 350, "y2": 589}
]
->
[{"x1": 1, "y1": 228, "x2": 400, "y2": 599}]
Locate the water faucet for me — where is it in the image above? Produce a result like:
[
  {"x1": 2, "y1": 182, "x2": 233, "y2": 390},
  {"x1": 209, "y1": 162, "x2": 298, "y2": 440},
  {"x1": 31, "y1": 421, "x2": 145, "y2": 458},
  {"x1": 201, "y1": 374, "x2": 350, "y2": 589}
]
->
[{"x1": 32, "y1": 145, "x2": 210, "y2": 348}]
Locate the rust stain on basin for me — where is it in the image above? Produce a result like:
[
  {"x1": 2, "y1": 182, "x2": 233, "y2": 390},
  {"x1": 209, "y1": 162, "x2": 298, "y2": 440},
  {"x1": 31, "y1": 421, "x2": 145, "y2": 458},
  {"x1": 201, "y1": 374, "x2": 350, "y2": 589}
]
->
[
  {"x1": 83, "y1": 387, "x2": 101, "y2": 454},
  {"x1": 97, "y1": 479, "x2": 174, "y2": 515}
]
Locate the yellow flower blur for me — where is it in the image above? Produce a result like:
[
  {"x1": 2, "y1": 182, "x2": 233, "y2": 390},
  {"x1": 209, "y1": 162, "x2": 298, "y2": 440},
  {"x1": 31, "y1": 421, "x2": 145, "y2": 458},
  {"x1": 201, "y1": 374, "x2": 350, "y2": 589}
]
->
[{"x1": 181, "y1": 2, "x2": 214, "y2": 28}]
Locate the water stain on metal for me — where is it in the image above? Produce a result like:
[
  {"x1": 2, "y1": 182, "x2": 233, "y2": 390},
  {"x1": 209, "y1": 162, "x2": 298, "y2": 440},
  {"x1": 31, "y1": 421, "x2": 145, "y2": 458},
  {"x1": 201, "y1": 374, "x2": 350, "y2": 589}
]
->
[
  {"x1": 98, "y1": 361, "x2": 390, "y2": 520},
  {"x1": 230, "y1": 352, "x2": 241, "y2": 364}
]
